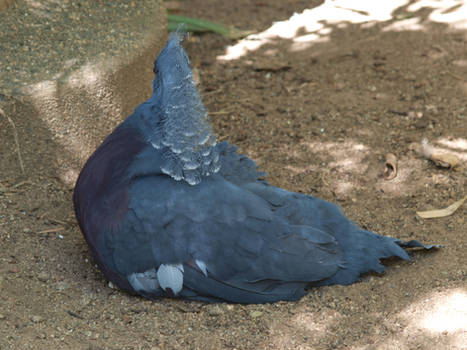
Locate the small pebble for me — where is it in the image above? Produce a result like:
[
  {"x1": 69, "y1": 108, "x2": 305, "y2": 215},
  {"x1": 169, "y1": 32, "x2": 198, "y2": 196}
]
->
[
  {"x1": 56, "y1": 281, "x2": 69, "y2": 291},
  {"x1": 31, "y1": 315, "x2": 43, "y2": 323},
  {"x1": 37, "y1": 272, "x2": 48, "y2": 282},
  {"x1": 207, "y1": 305, "x2": 223, "y2": 316},
  {"x1": 250, "y1": 311, "x2": 263, "y2": 318}
]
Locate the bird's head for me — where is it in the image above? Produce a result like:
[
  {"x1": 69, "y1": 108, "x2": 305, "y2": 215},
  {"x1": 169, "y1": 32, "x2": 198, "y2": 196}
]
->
[
  {"x1": 143, "y1": 31, "x2": 220, "y2": 185},
  {"x1": 151, "y1": 31, "x2": 193, "y2": 97}
]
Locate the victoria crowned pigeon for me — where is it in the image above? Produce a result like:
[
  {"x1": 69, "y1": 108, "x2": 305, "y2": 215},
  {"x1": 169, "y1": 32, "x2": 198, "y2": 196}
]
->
[{"x1": 73, "y1": 32, "x2": 437, "y2": 303}]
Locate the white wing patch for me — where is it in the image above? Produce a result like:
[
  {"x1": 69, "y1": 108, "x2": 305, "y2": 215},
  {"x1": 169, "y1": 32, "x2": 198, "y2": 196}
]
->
[
  {"x1": 157, "y1": 263, "x2": 184, "y2": 295},
  {"x1": 127, "y1": 268, "x2": 159, "y2": 293}
]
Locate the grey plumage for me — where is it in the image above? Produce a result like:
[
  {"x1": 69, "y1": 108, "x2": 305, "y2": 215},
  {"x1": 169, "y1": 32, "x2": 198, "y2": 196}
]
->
[
  {"x1": 73, "y1": 32, "x2": 438, "y2": 304},
  {"x1": 145, "y1": 32, "x2": 220, "y2": 185}
]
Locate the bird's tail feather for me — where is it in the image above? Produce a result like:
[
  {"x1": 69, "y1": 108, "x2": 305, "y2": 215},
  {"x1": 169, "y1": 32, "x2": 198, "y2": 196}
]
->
[
  {"x1": 311, "y1": 229, "x2": 438, "y2": 287},
  {"x1": 395, "y1": 239, "x2": 440, "y2": 250}
]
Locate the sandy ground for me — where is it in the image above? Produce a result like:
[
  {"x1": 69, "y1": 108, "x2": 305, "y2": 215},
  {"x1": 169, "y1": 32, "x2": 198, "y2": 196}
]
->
[{"x1": 0, "y1": 0, "x2": 466, "y2": 349}]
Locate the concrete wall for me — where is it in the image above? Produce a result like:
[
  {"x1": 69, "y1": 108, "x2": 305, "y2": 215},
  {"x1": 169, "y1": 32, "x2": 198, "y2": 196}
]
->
[{"x1": 0, "y1": 0, "x2": 167, "y2": 186}]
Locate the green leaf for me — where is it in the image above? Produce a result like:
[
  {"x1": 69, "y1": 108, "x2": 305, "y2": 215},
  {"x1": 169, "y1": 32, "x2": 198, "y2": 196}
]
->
[{"x1": 167, "y1": 14, "x2": 253, "y2": 39}]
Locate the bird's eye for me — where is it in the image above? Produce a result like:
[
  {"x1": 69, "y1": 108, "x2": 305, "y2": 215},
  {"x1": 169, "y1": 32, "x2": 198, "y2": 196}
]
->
[{"x1": 153, "y1": 67, "x2": 158, "y2": 75}]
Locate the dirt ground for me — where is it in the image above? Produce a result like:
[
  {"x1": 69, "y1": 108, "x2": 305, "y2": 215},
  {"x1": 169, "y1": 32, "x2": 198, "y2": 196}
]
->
[{"x1": 1, "y1": 1, "x2": 466, "y2": 349}]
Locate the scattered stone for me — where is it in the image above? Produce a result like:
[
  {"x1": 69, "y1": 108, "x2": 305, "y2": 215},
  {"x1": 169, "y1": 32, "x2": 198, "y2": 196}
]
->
[
  {"x1": 250, "y1": 311, "x2": 263, "y2": 318},
  {"x1": 80, "y1": 295, "x2": 91, "y2": 307},
  {"x1": 207, "y1": 305, "x2": 223, "y2": 316},
  {"x1": 37, "y1": 272, "x2": 48, "y2": 282},
  {"x1": 56, "y1": 281, "x2": 69, "y2": 291},
  {"x1": 30, "y1": 315, "x2": 43, "y2": 323}
]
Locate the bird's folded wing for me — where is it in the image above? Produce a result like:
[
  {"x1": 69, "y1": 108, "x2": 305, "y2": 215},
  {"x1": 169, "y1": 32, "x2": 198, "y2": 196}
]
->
[{"x1": 117, "y1": 175, "x2": 343, "y2": 301}]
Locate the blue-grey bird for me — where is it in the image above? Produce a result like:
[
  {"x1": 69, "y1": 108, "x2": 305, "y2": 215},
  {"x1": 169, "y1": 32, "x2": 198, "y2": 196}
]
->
[{"x1": 73, "y1": 32, "x2": 437, "y2": 303}]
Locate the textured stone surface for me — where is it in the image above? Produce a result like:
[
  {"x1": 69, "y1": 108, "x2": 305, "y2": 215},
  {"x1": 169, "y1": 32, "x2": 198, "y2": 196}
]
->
[
  {"x1": 0, "y1": 0, "x2": 15, "y2": 12},
  {"x1": 0, "y1": 0, "x2": 166, "y2": 184}
]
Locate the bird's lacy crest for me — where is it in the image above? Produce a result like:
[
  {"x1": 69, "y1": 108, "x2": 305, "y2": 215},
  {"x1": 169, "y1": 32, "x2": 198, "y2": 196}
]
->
[{"x1": 147, "y1": 35, "x2": 220, "y2": 185}]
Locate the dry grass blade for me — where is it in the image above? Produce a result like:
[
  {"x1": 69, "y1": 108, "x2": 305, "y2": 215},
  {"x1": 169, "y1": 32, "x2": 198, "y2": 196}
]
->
[
  {"x1": 37, "y1": 227, "x2": 65, "y2": 234},
  {"x1": 417, "y1": 195, "x2": 467, "y2": 219},
  {"x1": 209, "y1": 110, "x2": 230, "y2": 115},
  {"x1": 0, "y1": 108, "x2": 25, "y2": 175},
  {"x1": 12, "y1": 180, "x2": 31, "y2": 188}
]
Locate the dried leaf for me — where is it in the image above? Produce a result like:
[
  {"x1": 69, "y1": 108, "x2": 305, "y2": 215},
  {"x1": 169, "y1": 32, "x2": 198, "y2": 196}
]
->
[
  {"x1": 430, "y1": 153, "x2": 461, "y2": 169},
  {"x1": 384, "y1": 153, "x2": 398, "y2": 180},
  {"x1": 421, "y1": 138, "x2": 461, "y2": 169},
  {"x1": 417, "y1": 196, "x2": 467, "y2": 219}
]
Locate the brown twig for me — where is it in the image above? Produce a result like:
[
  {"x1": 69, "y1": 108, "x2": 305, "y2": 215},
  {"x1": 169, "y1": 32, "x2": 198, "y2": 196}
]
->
[
  {"x1": 0, "y1": 108, "x2": 25, "y2": 175},
  {"x1": 50, "y1": 218, "x2": 70, "y2": 226},
  {"x1": 446, "y1": 71, "x2": 464, "y2": 81},
  {"x1": 432, "y1": 45, "x2": 448, "y2": 54},
  {"x1": 67, "y1": 310, "x2": 84, "y2": 320},
  {"x1": 36, "y1": 227, "x2": 65, "y2": 234},
  {"x1": 12, "y1": 180, "x2": 31, "y2": 188},
  {"x1": 0, "y1": 180, "x2": 31, "y2": 193}
]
